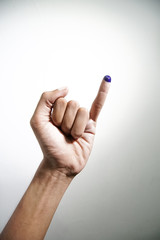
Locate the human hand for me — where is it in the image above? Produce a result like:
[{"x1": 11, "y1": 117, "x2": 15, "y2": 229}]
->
[{"x1": 30, "y1": 76, "x2": 111, "y2": 177}]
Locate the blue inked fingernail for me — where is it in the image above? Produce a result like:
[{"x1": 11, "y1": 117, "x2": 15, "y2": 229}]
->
[{"x1": 104, "y1": 75, "x2": 111, "y2": 82}]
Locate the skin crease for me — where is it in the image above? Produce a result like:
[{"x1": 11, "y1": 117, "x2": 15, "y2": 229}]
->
[
  {"x1": 0, "y1": 78, "x2": 110, "y2": 240},
  {"x1": 30, "y1": 79, "x2": 110, "y2": 177},
  {"x1": 31, "y1": 92, "x2": 95, "y2": 177}
]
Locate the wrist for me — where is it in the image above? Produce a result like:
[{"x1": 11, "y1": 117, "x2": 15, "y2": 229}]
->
[{"x1": 35, "y1": 158, "x2": 74, "y2": 186}]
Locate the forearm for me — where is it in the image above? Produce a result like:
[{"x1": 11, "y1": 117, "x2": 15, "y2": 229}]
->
[{"x1": 0, "y1": 159, "x2": 73, "y2": 240}]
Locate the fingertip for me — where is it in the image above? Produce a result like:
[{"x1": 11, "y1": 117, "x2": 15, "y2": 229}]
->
[
  {"x1": 57, "y1": 86, "x2": 69, "y2": 98},
  {"x1": 57, "y1": 86, "x2": 69, "y2": 92},
  {"x1": 103, "y1": 75, "x2": 111, "y2": 83},
  {"x1": 89, "y1": 75, "x2": 111, "y2": 122},
  {"x1": 99, "y1": 76, "x2": 111, "y2": 93}
]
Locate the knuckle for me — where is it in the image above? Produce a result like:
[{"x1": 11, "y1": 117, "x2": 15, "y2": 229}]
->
[
  {"x1": 56, "y1": 97, "x2": 67, "y2": 106},
  {"x1": 41, "y1": 91, "x2": 48, "y2": 99},
  {"x1": 30, "y1": 116, "x2": 38, "y2": 129},
  {"x1": 68, "y1": 100, "x2": 79, "y2": 108},
  {"x1": 30, "y1": 118, "x2": 34, "y2": 127},
  {"x1": 78, "y1": 107, "x2": 89, "y2": 116}
]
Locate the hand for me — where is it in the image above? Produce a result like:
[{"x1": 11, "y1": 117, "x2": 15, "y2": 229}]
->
[{"x1": 30, "y1": 77, "x2": 111, "y2": 177}]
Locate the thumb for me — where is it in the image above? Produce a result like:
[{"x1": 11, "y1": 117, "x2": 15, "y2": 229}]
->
[{"x1": 33, "y1": 87, "x2": 68, "y2": 117}]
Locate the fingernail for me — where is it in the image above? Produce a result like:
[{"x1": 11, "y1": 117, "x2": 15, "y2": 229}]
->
[
  {"x1": 104, "y1": 75, "x2": 111, "y2": 82},
  {"x1": 57, "y1": 86, "x2": 68, "y2": 91}
]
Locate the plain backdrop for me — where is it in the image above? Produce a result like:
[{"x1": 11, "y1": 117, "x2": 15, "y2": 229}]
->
[{"x1": 0, "y1": 0, "x2": 160, "y2": 239}]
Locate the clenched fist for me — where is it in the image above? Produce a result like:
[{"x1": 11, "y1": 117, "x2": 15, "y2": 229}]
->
[{"x1": 30, "y1": 76, "x2": 111, "y2": 177}]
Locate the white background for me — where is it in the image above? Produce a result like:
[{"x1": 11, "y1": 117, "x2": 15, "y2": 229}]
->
[{"x1": 0, "y1": 0, "x2": 160, "y2": 239}]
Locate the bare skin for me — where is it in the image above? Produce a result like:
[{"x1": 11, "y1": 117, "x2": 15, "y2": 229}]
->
[{"x1": 0, "y1": 78, "x2": 110, "y2": 240}]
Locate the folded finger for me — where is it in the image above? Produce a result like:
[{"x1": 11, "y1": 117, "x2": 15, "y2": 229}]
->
[
  {"x1": 51, "y1": 98, "x2": 67, "y2": 127},
  {"x1": 71, "y1": 108, "x2": 89, "y2": 139},
  {"x1": 61, "y1": 100, "x2": 79, "y2": 135}
]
